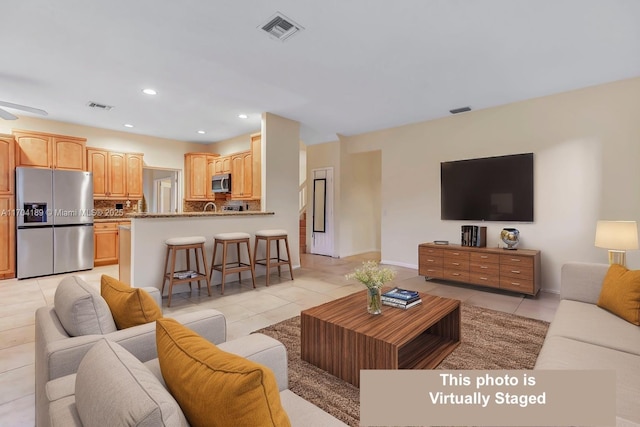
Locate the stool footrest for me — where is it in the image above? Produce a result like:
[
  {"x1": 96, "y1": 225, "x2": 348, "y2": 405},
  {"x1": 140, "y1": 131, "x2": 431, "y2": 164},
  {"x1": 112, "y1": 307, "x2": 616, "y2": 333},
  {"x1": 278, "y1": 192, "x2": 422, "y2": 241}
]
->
[{"x1": 255, "y1": 258, "x2": 291, "y2": 266}]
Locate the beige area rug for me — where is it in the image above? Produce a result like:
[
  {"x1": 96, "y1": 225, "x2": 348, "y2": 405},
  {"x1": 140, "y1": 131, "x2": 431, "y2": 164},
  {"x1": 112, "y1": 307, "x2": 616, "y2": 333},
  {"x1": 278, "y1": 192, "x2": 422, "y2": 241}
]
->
[{"x1": 255, "y1": 304, "x2": 550, "y2": 427}]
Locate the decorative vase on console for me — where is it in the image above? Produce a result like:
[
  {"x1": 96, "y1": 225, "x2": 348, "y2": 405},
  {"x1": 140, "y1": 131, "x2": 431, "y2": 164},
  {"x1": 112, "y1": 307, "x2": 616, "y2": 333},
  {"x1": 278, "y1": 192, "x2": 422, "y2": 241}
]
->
[
  {"x1": 345, "y1": 260, "x2": 396, "y2": 315},
  {"x1": 500, "y1": 228, "x2": 520, "y2": 250}
]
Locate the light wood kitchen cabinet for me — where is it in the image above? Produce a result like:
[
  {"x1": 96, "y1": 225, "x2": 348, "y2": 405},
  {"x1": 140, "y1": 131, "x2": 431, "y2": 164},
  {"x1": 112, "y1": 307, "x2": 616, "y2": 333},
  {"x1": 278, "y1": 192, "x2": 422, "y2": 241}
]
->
[
  {"x1": 250, "y1": 133, "x2": 261, "y2": 199},
  {"x1": 231, "y1": 150, "x2": 253, "y2": 200},
  {"x1": 0, "y1": 197, "x2": 15, "y2": 279},
  {"x1": 0, "y1": 134, "x2": 15, "y2": 195},
  {"x1": 125, "y1": 153, "x2": 143, "y2": 199},
  {"x1": 94, "y1": 220, "x2": 131, "y2": 266},
  {"x1": 213, "y1": 156, "x2": 231, "y2": 175},
  {"x1": 0, "y1": 135, "x2": 15, "y2": 279},
  {"x1": 87, "y1": 148, "x2": 143, "y2": 200},
  {"x1": 13, "y1": 130, "x2": 86, "y2": 170},
  {"x1": 184, "y1": 153, "x2": 219, "y2": 200}
]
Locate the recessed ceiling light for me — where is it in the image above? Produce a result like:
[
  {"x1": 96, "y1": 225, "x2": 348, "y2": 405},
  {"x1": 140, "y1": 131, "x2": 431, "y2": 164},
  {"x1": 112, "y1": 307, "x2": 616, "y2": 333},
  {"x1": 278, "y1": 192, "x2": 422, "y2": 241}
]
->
[
  {"x1": 238, "y1": 114, "x2": 248, "y2": 119},
  {"x1": 197, "y1": 130, "x2": 206, "y2": 134},
  {"x1": 142, "y1": 88, "x2": 157, "y2": 95},
  {"x1": 124, "y1": 124, "x2": 134, "y2": 128}
]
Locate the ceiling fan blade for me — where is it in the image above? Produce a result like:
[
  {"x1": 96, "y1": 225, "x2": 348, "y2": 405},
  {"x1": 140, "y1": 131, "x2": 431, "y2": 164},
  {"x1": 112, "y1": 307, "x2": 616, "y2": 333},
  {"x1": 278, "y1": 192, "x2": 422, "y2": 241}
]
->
[
  {"x1": 0, "y1": 108, "x2": 18, "y2": 120},
  {"x1": 0, "y1": 100, "x2": 48, "y2": 116}
]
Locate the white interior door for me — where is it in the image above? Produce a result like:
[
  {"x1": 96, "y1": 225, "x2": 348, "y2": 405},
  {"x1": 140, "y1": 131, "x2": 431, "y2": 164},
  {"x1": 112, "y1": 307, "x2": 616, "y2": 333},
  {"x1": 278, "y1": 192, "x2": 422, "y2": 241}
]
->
[
  {"x1": 155, "y1": 178, "x2": 173, "y2": 213},
  {"x1": 310, "y1": 167, "x2": 334, "y2": 256}
]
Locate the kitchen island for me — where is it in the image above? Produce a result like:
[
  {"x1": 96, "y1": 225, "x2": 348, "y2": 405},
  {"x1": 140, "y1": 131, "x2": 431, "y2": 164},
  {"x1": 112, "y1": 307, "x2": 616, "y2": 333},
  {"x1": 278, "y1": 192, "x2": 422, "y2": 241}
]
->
[{"x1": 125, "y1": 211, "x2": 298, "y2": 293}]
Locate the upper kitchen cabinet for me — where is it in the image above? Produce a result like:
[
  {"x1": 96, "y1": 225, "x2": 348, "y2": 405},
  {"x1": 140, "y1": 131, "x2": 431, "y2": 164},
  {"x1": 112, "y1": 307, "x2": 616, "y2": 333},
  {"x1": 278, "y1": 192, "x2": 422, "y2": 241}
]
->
[
  {"x1": 213, "y1": 156, "x2": 231, "y2": 175},
  {"x1": 184, "y1": 153, "x2": 219, "y2": 200},
  {"x1": 87, "y1": 148, "x2": 144, "y2": 200},
  {"x1": 13, "y1": 129, "x2": 86, "y2": 170},
  {"x1": 230, "y1": 150, "x2": 252, "y2": 200},
  {"x1": 0, "y1": 134, "x2": 15, "y2": 195},
  {"x1": 125, "y1": 153, "x2": 143, "y2": 199},
  {"x1": 250, "y1": 133, "x2": 261, "y2": 199}
]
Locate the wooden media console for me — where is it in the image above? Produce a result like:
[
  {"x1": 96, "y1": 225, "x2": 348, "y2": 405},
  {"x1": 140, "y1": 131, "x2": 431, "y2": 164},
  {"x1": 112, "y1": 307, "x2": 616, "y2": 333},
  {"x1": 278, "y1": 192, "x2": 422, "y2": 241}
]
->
[{"x1": 419, "y1": 243, "x2": 541, "y2": 296}]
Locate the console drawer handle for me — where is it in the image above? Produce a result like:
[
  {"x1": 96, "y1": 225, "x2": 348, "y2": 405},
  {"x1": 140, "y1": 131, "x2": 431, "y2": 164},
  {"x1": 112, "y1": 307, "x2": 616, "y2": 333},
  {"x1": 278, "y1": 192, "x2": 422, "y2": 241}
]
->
[
  {"x1": 511, "y1": 282, "x2": 521, "y2": 286},
  {"x1": 452, "y1": 262, "x2": 460, "y2": 266},
  {"x1": 452, "y1": 252, "x2": 460, "y2": 255},
  {"x1": 511, "y1": 270, "x2": 521, "y2": 274},
  {"x1": 480, "y1": 266, "x2": 488, "y2": 269},
  {"x1": 510, "y1": 259, "x2": 521, "y2": 262},
  {"x1": 480, "y1": 255, "x2": 488, "y2": 259},
  {"x1": 480, "y1": 277, "x2": 488, "y2": 281},
  {"x1": 452, "y1": 273, "x2": 460, "y2": 276}
]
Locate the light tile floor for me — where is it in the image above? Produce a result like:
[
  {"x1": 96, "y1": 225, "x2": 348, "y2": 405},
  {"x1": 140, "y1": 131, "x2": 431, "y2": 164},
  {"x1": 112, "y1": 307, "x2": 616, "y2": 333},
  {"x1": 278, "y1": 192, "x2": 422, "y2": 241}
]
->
[{"x1": 0, "y1": 252, "x2": 559, "y2": 427}]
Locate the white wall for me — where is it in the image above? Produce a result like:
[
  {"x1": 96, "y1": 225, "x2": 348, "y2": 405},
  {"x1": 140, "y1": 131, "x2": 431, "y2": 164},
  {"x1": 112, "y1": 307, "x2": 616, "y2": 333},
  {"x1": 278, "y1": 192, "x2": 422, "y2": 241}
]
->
[{"x1": 340, "y1": 76, "x2": 640, "y2": 292}]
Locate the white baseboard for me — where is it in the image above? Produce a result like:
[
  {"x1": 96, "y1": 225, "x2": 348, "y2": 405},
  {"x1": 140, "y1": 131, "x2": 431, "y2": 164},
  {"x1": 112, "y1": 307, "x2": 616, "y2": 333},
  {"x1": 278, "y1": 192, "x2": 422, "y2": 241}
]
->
[{"x1": 381, "y1": 259, "x2": 418, "y2": 270}]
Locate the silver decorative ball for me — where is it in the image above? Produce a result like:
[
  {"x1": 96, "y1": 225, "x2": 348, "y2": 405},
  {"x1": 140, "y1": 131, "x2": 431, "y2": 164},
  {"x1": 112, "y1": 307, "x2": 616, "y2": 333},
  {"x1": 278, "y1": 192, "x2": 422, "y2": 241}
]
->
[{"x1": 500, "y1": 228, "x2": 520, "y2": 250}]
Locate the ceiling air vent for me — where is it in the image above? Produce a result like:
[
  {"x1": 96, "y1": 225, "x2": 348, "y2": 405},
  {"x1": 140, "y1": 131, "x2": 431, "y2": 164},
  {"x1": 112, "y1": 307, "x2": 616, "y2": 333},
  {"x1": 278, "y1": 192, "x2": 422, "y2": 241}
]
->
[
  {"x1": 259, "y1": 12, "x2": 304, "y2": 42},
  {"x1": 86, "y1": 101, "x2": 114, "y2": 111}
]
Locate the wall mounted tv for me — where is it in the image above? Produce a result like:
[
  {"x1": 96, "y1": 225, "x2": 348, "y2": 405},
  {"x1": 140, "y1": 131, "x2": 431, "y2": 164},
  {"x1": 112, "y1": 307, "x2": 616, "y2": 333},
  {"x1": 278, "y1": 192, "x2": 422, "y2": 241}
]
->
[{"x1": 440, "y1": 153, "x2": 534, "y2": 222}]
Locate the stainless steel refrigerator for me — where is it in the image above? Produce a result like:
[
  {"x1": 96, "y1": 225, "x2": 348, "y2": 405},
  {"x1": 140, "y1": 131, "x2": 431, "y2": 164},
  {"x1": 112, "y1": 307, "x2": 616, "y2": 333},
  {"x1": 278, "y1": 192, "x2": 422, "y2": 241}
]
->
[{"x1": 16, "y1": 167, "x2": 94, "y2": 279}]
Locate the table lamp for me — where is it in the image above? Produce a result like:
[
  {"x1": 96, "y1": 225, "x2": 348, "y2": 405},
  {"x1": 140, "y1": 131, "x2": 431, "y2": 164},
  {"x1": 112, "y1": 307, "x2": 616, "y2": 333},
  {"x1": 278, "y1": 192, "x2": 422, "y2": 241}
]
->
[{"x1": 594, "y1": 220, "x2": 638, "y2": 267}]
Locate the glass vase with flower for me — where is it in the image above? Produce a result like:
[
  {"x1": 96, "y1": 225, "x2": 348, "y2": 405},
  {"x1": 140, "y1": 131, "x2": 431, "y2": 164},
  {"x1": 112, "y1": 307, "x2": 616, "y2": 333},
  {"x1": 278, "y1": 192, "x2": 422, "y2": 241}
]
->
[{"x1": 345, "y1": 260, "x2": 396, "y2": 315}]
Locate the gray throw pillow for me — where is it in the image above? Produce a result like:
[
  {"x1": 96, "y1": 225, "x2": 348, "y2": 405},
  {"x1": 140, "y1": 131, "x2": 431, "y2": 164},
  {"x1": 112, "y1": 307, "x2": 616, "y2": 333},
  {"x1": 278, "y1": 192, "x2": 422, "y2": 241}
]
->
[
  {"x1": 53, "y1": 276, "x2": 117, "y2": 336},
  {"x1": 75, "y1": 339, "x2": 186, "y2": 427}
]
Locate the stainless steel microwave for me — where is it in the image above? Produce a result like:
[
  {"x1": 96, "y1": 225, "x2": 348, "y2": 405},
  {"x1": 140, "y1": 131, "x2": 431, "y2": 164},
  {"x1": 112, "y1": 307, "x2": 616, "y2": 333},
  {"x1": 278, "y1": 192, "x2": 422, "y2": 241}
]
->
[{"x1": 212, "y1": 174, "x2": 231, "y2": 193}]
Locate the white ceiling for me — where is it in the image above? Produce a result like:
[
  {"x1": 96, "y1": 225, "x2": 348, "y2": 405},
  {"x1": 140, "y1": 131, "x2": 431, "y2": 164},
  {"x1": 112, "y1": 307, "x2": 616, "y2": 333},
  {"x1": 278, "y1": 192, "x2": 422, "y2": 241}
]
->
[{"x1": 2, "y1": 1, "x2": 639, "y2": 145}]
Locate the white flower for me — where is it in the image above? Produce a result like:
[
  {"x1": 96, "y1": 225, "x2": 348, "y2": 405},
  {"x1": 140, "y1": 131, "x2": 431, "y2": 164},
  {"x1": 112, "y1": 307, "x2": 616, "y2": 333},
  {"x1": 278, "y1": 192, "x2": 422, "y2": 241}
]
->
[{"x1": 345, "y1": 260, "x2": 396, "y2": 289}]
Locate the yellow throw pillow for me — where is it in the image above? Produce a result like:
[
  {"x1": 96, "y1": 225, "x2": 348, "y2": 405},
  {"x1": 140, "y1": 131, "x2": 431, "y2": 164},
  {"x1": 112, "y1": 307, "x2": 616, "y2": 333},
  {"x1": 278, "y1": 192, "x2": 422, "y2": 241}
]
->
[
  {"x1": 156, "y1": 318, "x2": 291, "y2": 427},
  {"x1": 597, "y1": 264, "x2": 640, "y2": 325},
  {"x1": 100, "y1": 275, "x2": 162, "y2": 329}
]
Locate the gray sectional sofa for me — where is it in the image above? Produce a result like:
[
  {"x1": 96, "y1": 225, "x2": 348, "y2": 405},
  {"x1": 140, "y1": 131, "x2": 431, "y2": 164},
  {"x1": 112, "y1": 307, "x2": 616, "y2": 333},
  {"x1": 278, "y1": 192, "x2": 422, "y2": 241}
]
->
[
  {"x1": 35, "y1": 276, "x2": 347, "y2": 427},
  {"x1": 535, "y1": 262, "x2": 640, "y2": 426}
]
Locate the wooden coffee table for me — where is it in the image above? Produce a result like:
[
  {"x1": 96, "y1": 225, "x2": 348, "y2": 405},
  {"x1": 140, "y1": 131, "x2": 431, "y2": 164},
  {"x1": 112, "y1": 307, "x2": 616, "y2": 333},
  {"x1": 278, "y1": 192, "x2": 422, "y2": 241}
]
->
[{"x1": 301, "y1": 289, "x2": 460, "y2": 387}]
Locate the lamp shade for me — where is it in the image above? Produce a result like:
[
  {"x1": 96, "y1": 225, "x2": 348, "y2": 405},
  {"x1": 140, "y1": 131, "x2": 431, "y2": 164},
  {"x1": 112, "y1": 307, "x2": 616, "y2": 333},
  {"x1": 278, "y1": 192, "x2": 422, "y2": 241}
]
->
[{"x1": 594, "y1": 221, "x2": 639, "y2": 250}]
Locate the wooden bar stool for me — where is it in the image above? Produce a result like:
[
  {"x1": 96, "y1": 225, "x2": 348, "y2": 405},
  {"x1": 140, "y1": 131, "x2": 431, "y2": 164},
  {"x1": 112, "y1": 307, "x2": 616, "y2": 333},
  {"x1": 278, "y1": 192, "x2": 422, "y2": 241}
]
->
[
  {"x1": 210, "y1": 232, "x2": 256, "y2": 294},
  {"x1": 162, "y1": 236, "x2": 211, "y2": 307},
  {"x1": 253, "y1": 229, "x2": 294, "y2": 287}
]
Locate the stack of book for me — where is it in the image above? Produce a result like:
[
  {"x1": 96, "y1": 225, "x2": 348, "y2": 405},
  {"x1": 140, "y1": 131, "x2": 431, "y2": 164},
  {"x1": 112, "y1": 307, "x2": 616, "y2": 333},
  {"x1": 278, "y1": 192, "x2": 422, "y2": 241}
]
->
[
  {"x1": 381, "y1": 288, "x2": 422, "y2": 309},
  {"x1": 461, "y1": 225, "x2": 487, "y2": 247},
  {"x1": 173, "y1": 270, "x2": 200, "y2": 279}
]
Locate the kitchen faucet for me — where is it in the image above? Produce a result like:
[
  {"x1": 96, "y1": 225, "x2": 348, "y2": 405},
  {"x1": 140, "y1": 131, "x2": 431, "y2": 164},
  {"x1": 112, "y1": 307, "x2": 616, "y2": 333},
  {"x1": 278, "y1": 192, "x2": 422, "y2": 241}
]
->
[{"x1": 203, "y1": 202, "x2": 217, "y2": 212}]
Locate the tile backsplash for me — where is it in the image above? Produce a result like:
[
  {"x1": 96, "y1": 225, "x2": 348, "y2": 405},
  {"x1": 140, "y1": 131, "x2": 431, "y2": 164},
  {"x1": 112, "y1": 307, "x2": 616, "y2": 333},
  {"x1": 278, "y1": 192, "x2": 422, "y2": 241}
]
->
[
  {"x1": 184, "y1": 200, "x2": 261, "y2": 212},
  {"x1": 93, "y1": 199, "x2": 138, "y2": 218}
]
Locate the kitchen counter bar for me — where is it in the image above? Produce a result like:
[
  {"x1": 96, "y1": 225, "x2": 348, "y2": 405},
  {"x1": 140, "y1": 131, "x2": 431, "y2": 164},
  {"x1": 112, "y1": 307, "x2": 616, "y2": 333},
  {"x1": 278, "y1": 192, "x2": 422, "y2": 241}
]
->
[
  {"x1": 127, "y1": 211, "x2": 297, "y2": 292},
  {"x1": 128, "y1": 211, "x2": 274, "y2": 219}
]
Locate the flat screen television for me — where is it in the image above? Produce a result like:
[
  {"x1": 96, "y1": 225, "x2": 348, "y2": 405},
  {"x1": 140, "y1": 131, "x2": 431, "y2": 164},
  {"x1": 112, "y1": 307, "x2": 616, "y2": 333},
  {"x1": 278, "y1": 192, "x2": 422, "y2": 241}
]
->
[{"x1": 440, "y1": 153, "x2": 534, "y2": 222}]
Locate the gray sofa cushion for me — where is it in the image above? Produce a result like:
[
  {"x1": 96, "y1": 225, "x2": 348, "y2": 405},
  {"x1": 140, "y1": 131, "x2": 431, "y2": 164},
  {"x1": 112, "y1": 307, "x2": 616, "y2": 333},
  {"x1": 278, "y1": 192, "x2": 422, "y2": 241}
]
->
[
  {"x1": 54, "y1": 276, "x2": 117, "y2": 336},
  {"x1": 75, "y1": 339, "x2": 186, "y2": 427},
  {"x1": 547, "y1": 300, "x2": 640, "y2": 356},
  {"x1": 535, "y1": 335, "x2": 640, "y2": 425}
]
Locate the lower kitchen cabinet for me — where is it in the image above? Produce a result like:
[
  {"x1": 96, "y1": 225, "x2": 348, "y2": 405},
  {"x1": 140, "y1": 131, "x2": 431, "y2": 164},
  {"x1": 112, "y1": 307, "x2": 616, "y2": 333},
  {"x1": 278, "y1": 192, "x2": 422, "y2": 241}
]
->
[
  {"x1": 94, "y1": 221, "x2": 131, "y2": 266},
  {"x1": 0, "y1": 197, "x2": 15, "y2": 279}
]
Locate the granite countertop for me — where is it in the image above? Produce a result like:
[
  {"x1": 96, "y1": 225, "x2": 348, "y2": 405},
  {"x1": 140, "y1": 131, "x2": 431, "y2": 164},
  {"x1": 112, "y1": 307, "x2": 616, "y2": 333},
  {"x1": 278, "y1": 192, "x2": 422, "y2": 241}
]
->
[
  {"x1": 127, "y1": 211, "x2": 274, "y2": 219},
  {"x1": 94, "y1": 217, "x2": 131, "y2": 223}
]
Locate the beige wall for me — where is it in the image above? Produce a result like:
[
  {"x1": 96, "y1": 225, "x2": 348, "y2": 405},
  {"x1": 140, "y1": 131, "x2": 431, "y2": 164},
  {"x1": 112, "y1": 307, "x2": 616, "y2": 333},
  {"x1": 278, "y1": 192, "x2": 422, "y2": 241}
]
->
[
  {"x1": 262, "y1": 112, "x2": 301, "y2": 265},
  {"x1": 338, "y1": 148, "x2": 381, "y2": 257},
  {"x1": 339, "y1": 76, "x2": 640, "y2": 292},
  {"x1": 207, "y1": 131, "x2": 258, "y2": 156},
  {"x1": 1, "y1": 116, "x2": 204, "y2": 170}
]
